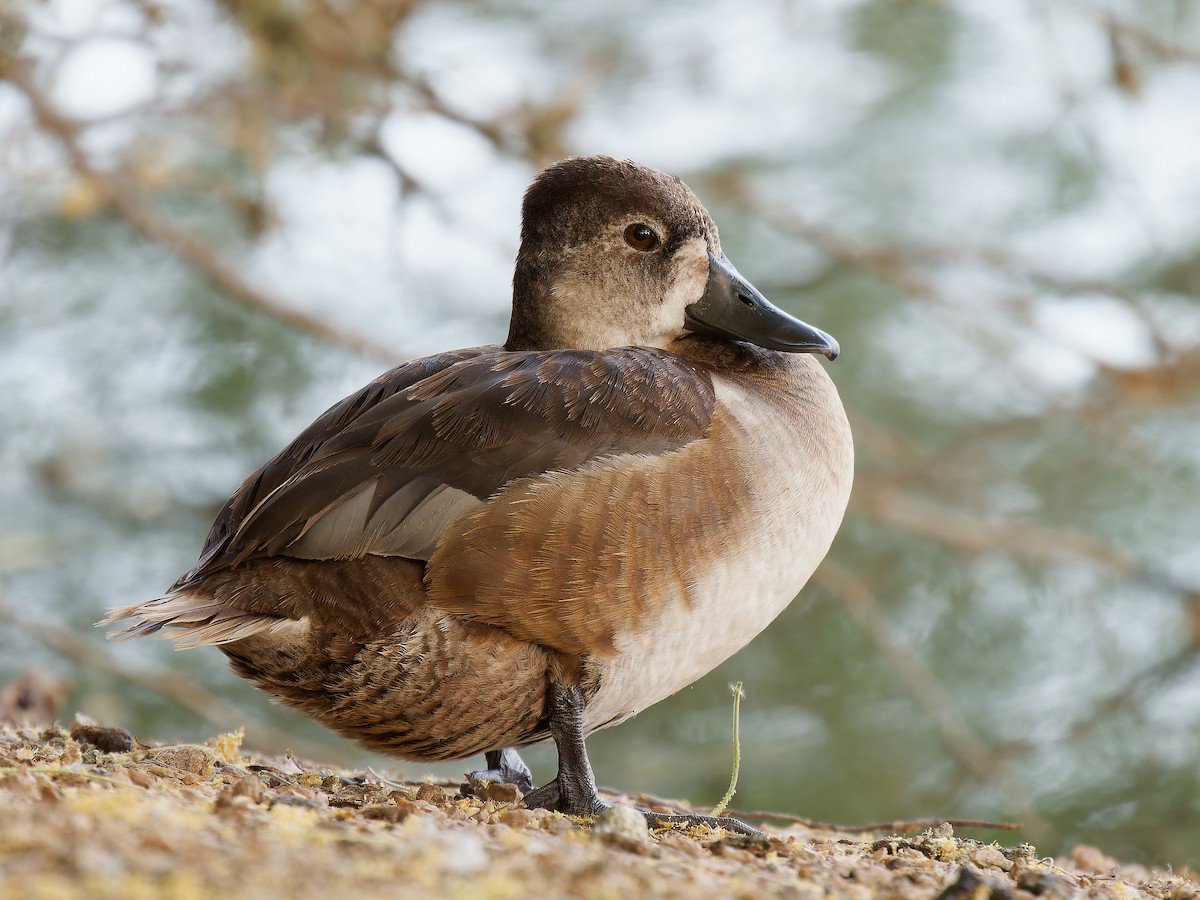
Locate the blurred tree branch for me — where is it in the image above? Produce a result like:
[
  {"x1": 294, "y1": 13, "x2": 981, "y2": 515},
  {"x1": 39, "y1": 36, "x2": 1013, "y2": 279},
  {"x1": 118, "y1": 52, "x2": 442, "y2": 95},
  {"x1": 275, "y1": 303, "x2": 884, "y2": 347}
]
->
[
  {"x1": 851, "y1": 480, "x2": 1133, "y2": 576},
  {"x1": 1096, "y1": 6, "x2": 1200, "y2": 68},
  {"x1": 0, "y1": 56, "x2": 404, "y2": 363},
  {"x1": 813, "y1": 561, "x2": 1042, "y2": 832},
  {"x1": 814, "y1": 562, "x2": 1004, "y2": 782}
]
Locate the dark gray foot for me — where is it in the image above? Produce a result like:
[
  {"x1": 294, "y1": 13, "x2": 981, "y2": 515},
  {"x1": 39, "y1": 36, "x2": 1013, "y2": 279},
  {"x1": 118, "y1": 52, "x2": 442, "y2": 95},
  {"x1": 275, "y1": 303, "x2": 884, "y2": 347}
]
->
[
  {"x1": 522, "y1": 681, "x2": 607, "y2": 817},
  {"x1": 521, "y1": 681, "x2": 759, "y2": 834},
  {"x1": 467, "y1": 747, "x2": 535, "y2": 795},
  {"x1": 524, "y1": 784, "x2": 758, "y2": 834},
  {"x1": 641, "y1": 810, "x2": 762, "y2": 836},
  {"x1": 519, "y1": 777, "x2": 560, "y2": 811}
]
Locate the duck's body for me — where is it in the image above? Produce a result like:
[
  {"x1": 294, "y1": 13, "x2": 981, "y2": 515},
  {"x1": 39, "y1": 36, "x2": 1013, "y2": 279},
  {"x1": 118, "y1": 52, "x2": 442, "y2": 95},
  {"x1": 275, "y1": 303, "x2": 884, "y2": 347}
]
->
[
  {"x1": 107, "y1": 156, "x2": 852, "y2": 828},
  {"x1": 582, "y1": 348, "x2": 850, "y2": 734}
]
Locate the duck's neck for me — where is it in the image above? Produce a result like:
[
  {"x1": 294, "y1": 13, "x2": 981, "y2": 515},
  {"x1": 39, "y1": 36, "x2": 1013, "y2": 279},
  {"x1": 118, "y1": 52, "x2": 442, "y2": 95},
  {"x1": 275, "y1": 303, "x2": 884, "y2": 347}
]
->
[
  {"x1": 507, "y1": 262, "x2": 687, "y2": 353},
  {"x1": 506, "y1": 260, "x2": 556, "y2": 351}
]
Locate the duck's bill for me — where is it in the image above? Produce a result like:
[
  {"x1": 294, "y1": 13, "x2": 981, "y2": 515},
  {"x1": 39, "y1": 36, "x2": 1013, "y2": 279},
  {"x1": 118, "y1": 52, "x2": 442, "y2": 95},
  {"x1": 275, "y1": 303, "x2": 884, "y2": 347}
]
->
[{"x1": 684, "y1": 252, "x2": 839, "y2": 360}]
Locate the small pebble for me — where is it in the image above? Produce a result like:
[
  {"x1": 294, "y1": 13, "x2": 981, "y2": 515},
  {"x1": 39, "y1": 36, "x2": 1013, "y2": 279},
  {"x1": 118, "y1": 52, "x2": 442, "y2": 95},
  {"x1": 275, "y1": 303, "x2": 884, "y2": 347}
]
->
[
  {"x1": 328, "y1": 782, "x2": 384, "y2": 808},
  {"x1": 70, "y1": 723, "x2": 135, "y2": 754},
  {"x1": 475, "y1": 780, "x2": 521, "y2": 804},
  {"x1": 593, "y1": 805, "x2": 650, "y2": 850},
  {"x1": 936, "y1": 866, "x2": 1007, "y2": 900},
  {"x1": 126, "y1": 767, "x2": 156, "y2": 788},
  {"x1": 1068, "y1": 844, "x2": 1115, "y2": 875},
  {"x1": 153, "y1": 746, "x2": 214, "y2": 776},
  {"x1": 498, "y1": 808, "x2": 536, "y2": 829},
  {"x1": 415, "y1": 783, "x2": 446, "y2": 804},
  {"x1": 971, "y1": 845, "x2": 1012, "y2": 871},
  {"x1": 221, "y1": 775, "x2": 263, "y2": 805},
  {"x1": 1015, "y1": 869, "x2": 1079, "y2": 898},
  {"x1": 930, "y1": 822, "x2": 954, "y2": 840},
  {"x1": 362, "y1": 800, "x2": 420, "y2": 823}
]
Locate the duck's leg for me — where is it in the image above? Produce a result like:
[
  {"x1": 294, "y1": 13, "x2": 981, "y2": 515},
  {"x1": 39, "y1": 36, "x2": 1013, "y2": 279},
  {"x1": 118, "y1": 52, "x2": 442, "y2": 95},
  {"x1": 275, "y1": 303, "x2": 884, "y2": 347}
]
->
[
  {"x1": 521, "y1": 680, "x2": 607, "y2": 816},
  {"x1": 522, "y1": 681, "x2": 762, "y2": 835},
  {"x1": 466, "y1": 747, "x2": 534, "y2": 794}
]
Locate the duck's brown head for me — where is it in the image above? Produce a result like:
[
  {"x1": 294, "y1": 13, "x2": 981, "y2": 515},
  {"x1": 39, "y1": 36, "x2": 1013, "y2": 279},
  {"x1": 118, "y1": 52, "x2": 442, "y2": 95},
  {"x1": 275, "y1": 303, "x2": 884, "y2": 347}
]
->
[{"x1": 507, "y1": 155, "x2": 838, "y2": 359}]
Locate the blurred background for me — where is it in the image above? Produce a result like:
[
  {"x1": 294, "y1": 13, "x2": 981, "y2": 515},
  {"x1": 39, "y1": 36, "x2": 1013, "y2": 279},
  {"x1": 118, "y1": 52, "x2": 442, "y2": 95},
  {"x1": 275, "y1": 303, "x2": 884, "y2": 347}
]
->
[{"x1": 2, "y1": 0, "x2": 1199, "y2": 868}]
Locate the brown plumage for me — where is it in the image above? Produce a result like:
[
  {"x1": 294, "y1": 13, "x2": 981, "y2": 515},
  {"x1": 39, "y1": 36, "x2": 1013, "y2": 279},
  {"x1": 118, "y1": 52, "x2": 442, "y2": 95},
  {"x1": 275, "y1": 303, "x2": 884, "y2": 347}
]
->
[{"x1": 105, "y1": 155, "x2": 853, "y2": 830}]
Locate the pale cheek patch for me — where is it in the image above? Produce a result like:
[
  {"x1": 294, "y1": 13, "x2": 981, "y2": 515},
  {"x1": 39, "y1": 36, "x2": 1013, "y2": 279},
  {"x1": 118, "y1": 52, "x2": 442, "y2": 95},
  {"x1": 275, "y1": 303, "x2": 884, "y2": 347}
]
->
[
  {"x1": 539, "y1": 236, "x2": 711, "y2": 351},
  {"x1": 651, "y1": 237, "x2": 710, "y2": 341}
]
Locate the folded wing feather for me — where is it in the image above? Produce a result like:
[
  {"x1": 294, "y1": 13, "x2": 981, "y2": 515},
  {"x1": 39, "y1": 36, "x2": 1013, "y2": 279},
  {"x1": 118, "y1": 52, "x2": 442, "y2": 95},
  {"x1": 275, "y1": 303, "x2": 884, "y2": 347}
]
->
[{"x1": 190, "y1": 346, "x2": 717, "y2": 577}]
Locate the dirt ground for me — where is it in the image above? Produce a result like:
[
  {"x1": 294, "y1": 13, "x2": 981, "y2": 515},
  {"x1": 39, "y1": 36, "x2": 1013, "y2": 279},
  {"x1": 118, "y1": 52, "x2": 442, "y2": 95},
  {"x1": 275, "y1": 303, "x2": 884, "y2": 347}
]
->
[{"x1": 0, "y1": 721, "x2": 1193, "y2": 899}]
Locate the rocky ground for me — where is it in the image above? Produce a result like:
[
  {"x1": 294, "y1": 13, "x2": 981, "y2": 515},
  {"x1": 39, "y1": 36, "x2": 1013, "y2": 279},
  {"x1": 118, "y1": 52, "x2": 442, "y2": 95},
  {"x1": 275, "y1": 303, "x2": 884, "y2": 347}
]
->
[{"x1": 0, "y1": 720, "x2": 1193, "y2": 899}]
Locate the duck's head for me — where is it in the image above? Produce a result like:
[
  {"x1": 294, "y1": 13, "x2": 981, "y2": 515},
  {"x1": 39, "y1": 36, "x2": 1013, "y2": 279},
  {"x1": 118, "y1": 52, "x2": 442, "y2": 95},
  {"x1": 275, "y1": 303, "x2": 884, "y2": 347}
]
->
[{"x1": 507, "y1": 155, "x2": 838, "y2": 360}]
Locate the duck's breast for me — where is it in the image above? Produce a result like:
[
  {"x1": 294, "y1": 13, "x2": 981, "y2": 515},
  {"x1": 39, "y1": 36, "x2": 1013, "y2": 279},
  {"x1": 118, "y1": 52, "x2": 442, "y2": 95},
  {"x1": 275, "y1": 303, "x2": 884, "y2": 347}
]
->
[{"x1": 583, "y1": 357, "x2": 853, "y2": 731}]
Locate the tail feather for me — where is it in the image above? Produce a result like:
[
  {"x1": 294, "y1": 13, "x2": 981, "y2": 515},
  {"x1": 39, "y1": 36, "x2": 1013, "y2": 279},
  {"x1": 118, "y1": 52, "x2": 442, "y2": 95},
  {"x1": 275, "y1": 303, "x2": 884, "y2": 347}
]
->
[{"x1": 101, "y1": 592, "x2": 300, "y2": 649}]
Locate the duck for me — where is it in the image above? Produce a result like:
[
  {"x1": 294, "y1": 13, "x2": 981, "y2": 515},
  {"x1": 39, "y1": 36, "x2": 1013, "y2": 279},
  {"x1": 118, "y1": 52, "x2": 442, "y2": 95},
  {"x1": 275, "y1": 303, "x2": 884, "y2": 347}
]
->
[{"x1": 105, "y1": 155, "x2": 854, "y2": 831}]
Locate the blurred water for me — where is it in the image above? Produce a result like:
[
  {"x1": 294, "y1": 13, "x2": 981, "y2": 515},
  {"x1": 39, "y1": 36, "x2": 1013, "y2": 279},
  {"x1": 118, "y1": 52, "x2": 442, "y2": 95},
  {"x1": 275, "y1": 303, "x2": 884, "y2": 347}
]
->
[{"x1": 2, "y1": 0, "x2": 1200, "y2": 867}]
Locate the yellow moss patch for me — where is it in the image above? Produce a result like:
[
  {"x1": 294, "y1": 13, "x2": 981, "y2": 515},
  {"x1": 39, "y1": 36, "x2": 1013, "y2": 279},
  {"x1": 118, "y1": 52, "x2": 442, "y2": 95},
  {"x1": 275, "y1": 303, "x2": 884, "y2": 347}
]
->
[{"x1": 207, "y1": 729, "x2": 244, "y2": 765}]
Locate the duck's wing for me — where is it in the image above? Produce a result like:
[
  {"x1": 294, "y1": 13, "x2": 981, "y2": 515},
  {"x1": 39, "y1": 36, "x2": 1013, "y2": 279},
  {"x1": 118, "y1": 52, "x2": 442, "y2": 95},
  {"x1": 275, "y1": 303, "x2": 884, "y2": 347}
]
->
[{"x1": 187, "y1": 345, "x2": 716, "y2": 586}]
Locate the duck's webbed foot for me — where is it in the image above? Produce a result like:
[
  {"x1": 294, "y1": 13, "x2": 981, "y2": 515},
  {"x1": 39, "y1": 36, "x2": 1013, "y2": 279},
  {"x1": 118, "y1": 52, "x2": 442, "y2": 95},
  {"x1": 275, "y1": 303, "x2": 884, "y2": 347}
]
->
[
  {"x1": 522, "y1": 681, "x2": 761, "y2": 835},
  {"x1": 641, "y1": 810, "x2": 762, "y2": 836},
  {"x1": 466, "y1": 747, "x2": 535, "y2": 795}
]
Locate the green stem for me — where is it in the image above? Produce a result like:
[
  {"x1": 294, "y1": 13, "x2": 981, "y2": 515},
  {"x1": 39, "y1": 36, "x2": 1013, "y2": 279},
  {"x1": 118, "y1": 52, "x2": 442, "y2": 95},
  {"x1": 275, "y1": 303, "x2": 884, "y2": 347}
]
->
[{"x1": 710, "y1": 681, "x2": 743, "y2": 816}]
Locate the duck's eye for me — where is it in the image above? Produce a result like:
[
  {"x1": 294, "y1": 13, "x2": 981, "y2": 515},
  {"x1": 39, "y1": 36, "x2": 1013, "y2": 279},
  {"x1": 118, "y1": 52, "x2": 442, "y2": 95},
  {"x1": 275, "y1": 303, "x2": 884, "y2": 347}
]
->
[{"x1": 623, "y1": 223, "x2": 661, "y2": 251}]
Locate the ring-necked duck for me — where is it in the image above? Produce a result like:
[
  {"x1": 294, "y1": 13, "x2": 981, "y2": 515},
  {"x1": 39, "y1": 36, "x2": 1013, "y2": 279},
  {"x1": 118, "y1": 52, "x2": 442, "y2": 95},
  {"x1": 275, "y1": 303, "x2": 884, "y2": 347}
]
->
[{"x1": 105, "y1": 155, "x2": 853, "y2": 833}]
